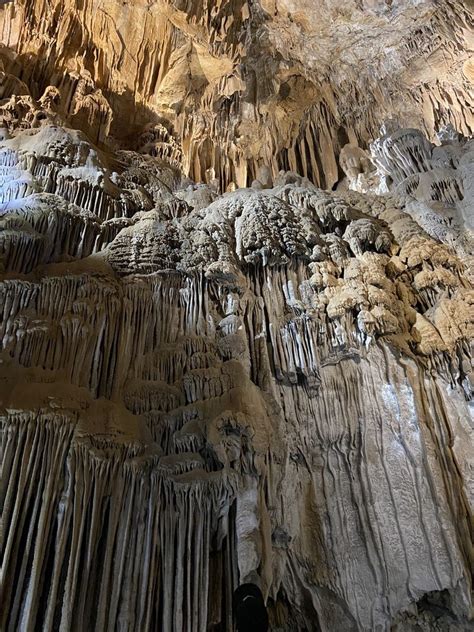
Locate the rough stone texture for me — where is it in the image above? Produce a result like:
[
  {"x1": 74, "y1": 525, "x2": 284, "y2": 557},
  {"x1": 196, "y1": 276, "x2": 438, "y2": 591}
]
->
[
  {"x1": 0, "y1": 1, "x2": 473, "y2": 189},
  {"x1": 1, "y1": 116, "x2": 473, "y2": 630},
  {"x1": 0, "y1": 2, "x2": 473, "y2": 632}
]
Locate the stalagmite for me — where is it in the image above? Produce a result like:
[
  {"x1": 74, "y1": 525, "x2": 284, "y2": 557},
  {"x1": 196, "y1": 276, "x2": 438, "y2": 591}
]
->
[{"x1": 1, "y1": 1, "x2": 473, "y2": 631}]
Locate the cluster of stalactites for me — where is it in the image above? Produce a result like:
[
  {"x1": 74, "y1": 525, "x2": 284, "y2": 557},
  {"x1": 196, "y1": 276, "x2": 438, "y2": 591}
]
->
[
  {"x1": 339, "y1": 123, "x2": 473, "y2": 252},
  {"x1": 0, "y1": 107, "x2": 473, "y2": 631},
  {"x1": 1, "y1": 407, "x2": 240, "y2": 632}
]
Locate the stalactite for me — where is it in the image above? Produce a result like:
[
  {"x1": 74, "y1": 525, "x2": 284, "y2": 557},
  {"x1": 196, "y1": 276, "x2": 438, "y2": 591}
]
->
[
  {"x1": 1, "y1": 4, "x2": 473, "y2": 627},
  {"x1": 1, "y1": 0, "x2": 472, "y2": 190}
]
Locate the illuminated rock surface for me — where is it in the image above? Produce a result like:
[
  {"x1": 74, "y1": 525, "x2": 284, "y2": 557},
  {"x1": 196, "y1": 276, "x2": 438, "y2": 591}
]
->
[{"x1": 0, "y1": 1, "x2": 473, "y2": 631}]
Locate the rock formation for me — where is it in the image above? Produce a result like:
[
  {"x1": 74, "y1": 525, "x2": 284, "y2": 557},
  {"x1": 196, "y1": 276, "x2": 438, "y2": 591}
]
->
[
  {"x1": 1, "y1": 0, "x2": 473, "y2": 189},
  {"x1": 0, "y1": 1, "x2": 473, "y2": 631}
]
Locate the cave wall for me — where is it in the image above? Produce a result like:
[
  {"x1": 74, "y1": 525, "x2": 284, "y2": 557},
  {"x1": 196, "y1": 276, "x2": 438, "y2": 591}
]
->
[
  {"x1": 1, "y1": 110, "x2": 473, "y2": 630},
  {"x1": 0, "y1": 1, "x2": 473, "y2": 631},
  {"x1": 1, "y1": 0, "x2": 473, "y2": 189}
]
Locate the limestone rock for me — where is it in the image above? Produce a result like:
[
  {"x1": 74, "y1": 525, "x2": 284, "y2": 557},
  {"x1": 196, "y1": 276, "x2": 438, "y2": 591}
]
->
[
  {"x1": 0, "y1": 1, "x2": 473, "y2": 189},
  {"x1": 1, "y1": 117, "x2": 473, "y2": 631},
  {"x1": 0, "y1": 2, "x2": 473, "y2": 632}
]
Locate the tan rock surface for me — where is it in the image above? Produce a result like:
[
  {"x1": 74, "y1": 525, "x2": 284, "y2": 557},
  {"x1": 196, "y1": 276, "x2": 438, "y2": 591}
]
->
[
  {"x1": 0, "y1": 2, "x2": 473, "y2": 631},
  {"x1": 0, "y1": 1, "x2": 473, "y2": 189}
]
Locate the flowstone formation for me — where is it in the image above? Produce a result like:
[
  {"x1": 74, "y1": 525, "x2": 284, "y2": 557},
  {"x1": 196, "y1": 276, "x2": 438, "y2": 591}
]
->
[
  {"x1": 1, "y1": 90, "x2": 473, "y2": 630},
  {"x1": 1, "y1": 2, "x2": 473, "y2": 632}
]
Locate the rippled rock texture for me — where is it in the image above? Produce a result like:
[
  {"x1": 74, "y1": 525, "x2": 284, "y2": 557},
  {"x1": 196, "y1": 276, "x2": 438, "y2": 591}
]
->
[
  {"x1": 1, "y1": 2, "x2": 473, "y2": 631},
  {"x1": 1, "y1": 115, "x2": 473, "y2": 630},
  {"x1": 0, "y1": 0, "x2": 473, "y2": 189}
]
